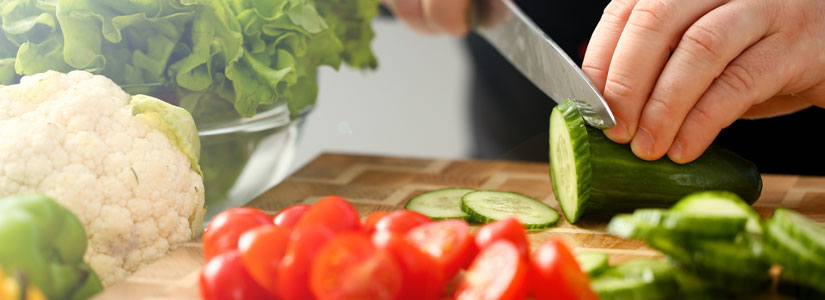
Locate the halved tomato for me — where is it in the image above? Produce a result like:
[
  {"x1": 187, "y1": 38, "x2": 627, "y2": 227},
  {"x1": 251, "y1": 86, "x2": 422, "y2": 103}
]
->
[
  {"x1": 405, "y1": 219, "x2": 475, "y2": 280},
  {"x1": 273, "y1": 204, "x2": 311, "y2": 227},
  {"x1": 311, "y1": 233, "x2": 402, "y2": 300},
  {"x1": 296, "y1": 195, "x2": 361, "y2": 233},
  {"x1": 474, "y1": 217, "x2": 529, "y2": 258},
  {"x1": 199, "y1": 250, "x2": 270, "y2": 300},
  {"x1": 238, "y1": 225, "x2": 292, "y2": 299},
  {"x1": 278, "y1": 225, "x2": 336, "y2": 300},
  {"x1": 529, "y1": 239, "x2": 599, "y2": 300},
  {"x1": 373, "y1": 210, "x2": 431, "y2": 234},
  {"x1": 454, "y1": 241, "x2": 528, "y2": 300},
  {"x1": 372, "y1": 231, "x2": 445, "y2": 300},
  {"x1": 202, "y1": 208, "x2": 272, "y2": 261},
  {"x1": 363, "y1": 211, "x2": 390, "y2": 233}
]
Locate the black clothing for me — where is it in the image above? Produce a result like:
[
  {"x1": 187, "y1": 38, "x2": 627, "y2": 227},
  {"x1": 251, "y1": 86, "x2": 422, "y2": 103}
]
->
[{"x1": 467, "y1": 0, "x2": 825, "y2": 175}]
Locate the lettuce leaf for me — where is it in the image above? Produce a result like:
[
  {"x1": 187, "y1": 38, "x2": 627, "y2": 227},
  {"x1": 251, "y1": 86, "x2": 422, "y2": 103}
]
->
[{"x1": 0, "y1": 0, "x2": 379, "y2": 119}]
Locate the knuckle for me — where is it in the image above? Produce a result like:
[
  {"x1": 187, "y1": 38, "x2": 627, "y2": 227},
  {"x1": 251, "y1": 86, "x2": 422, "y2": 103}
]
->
[
  {"x1": 716, "y1": 63, "x2": 757, "y2": 96},
  {"x1": 681, "y1": 24, "x2": 724, "y2": 63},
  {"x1": 686, "y1": 104, "x2": 716, "y2": 129},
  {"x1": 645, "y1": 95, "x2": 675, "y2": 117},
  {"x1": 581, "y1": 64, "x2": 608, "y2": 81},
  {"x1": 604, "y1": 73, "x2": 635, "y2": 99},
  {"x1": 627, "y1": 0, "x2": 672, "y2": 33}
]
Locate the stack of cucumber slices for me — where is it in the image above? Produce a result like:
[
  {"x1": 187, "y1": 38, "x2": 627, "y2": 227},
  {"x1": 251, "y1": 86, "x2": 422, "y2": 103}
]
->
[
  {"x1": 405, "y1": 188, "x2": 560, "y2": 229},
  {"x1": 599, "y1": 191, "x2": 825, "y2": 299}
]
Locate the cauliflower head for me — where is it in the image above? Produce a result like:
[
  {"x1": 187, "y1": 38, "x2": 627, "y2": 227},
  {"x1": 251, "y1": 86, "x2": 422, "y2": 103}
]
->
[{"x1": 0, "y1": 71, "x2": 206, "y2": 286}]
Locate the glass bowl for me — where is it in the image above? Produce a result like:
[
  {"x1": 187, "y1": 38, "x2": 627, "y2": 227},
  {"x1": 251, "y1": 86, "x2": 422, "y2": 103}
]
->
[{"x1": 143, "y1": 88, "x2": 305, "y2": 222}]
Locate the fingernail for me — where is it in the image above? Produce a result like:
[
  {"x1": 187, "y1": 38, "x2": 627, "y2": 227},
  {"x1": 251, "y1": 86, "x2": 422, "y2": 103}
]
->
[
  {"x1": 668, "y1": 139, "x2": 684, "y2": 162},
  {"x1": 605, "y1": 119, "x2": 630, "y2": 143},
  {"x1": 631, "y1": 127, "x2": 654, "y2": 158}
]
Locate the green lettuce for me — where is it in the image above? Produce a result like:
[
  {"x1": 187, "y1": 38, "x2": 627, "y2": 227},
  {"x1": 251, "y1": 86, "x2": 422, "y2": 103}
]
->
[{"x1": 0, "y1": 0, "x2": 379, "y2": 119}]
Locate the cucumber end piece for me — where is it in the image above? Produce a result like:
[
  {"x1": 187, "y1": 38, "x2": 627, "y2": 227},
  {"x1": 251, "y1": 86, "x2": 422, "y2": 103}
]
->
[{"x1": 549, "y1": 100, "x2": 592, "y2": 224}]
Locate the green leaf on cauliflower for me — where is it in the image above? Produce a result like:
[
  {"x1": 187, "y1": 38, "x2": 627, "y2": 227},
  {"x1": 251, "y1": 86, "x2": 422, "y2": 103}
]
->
[{"x1": 130, "y1": 94, "x2": 202, "y2": 176}]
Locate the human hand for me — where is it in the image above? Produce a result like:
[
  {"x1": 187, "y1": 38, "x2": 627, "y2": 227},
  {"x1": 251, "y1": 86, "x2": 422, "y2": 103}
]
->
[
  {"x1": 582, "y1": 0, "x2": 825, "y2": 163},
  {"x1": 381, "y1": 0, "x2": 472, "y2": 36}
]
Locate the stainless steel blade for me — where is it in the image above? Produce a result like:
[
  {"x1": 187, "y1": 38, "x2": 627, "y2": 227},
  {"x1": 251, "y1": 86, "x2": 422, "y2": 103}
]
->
[{"x1": 474, "y1": 0, "x2": 616, "y2": 129}]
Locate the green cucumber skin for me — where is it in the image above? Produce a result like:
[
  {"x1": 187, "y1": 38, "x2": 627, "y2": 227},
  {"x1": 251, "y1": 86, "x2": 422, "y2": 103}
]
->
[{"x1": 585, "y1": 126, "x2": 763, "y2": 214}]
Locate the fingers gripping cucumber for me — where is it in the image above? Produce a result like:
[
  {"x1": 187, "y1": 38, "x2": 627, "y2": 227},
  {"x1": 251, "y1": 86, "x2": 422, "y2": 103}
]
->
[{"x1": 549, "y1": 99, "x2": 763, "y2": 223}]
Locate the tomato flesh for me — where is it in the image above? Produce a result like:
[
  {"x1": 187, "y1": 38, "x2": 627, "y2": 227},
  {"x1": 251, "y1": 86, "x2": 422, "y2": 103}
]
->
[
  {"x1": 273, "y1": 204, "x2": 311, "y2": 227},
  {"x1": 475, "y1": 217, "x2": 529, "y2": 258},
  {"x1": 238, "y1": 225, "x2": 292, "y2": 299},
  {"x1": 373, "y1": 210, "x2": 431, "y2": 234},
  {"x1": 455, "y1": 241, "x2": 528, "y2": 300},
  {"x1": 363, "y1": 211, "x2": 390, "y2": 233},
  {"x1": 529, "y1": 239, "x2": 599, "y2": 300},
  {"x1": 405, "y1": 219, "x2": 474, "y2": 281},
  {"x1": 372, "y1": 231, "x2": 444, "y2": 300},
  {"x1": 296, "y1": 195, "x2": 361, "y2": 233},
  {"x1": 199, "y1": 250, "x2": 270, "y2": 300},
  {"x1": 203, "y1": 208, "x2": 272, "y2": 261},
  {"x1": 311, "y1": 233, "x2": 402, "y2": 300},
  {"x1": 278, "y1": 225, "x2": 336, "y2": 300}
]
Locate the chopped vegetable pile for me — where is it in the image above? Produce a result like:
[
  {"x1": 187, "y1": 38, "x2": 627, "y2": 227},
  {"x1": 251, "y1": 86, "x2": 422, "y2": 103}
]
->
[
  {"x1": 199, "y1": 195, "x2": 598, "y2": 300},
  {"x1": 0, "y1": 0, "x2": 380, "y2": 120}
]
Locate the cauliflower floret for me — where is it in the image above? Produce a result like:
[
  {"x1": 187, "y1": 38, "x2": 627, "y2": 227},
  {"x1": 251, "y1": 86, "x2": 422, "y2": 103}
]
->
[{"x1": 0, "y1": 71, "x2": 205, "y2": 286}]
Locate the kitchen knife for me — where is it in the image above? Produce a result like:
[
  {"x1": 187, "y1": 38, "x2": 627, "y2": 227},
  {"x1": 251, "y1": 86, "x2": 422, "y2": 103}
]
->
[{"x1": 472, "y1": 0, "x2": 616, "y2": 129}]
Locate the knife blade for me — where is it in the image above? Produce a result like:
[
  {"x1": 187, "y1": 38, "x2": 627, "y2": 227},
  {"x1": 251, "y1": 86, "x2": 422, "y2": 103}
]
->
[{"x1": 472, "y1": 0, "x2": 616, "y2": 129}]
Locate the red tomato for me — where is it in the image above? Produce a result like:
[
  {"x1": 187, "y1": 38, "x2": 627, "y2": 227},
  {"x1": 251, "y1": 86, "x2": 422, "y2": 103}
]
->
[
  {"x1": 373, "y1": 210, "x2": 431, "y2": 234},
  {"x1": 371, "y1": 231, "x2": 445, "y2": 300},
  {"x1": 203, "y1": 208, "x2": 272, "y2": 261},
  {"x1": 405, "y1": 219, "x2": 475, "y2": 280},
  {"x1": 529, "y1": 239, "x2": 599, "y2": 300},
  {"x1": 199, "y1": 250, "x2": 270, "y2": 300},
  {"x1": 278, "y1": 225, "x2": 336, "y2": 300},
  {"x1": 454, "y1": 241, "x2": 528, "y2": 300},
  {"x1": 296, "y1": 195, "x2": 361, "y2": 233},
  {"x1": 238, "y1": 225, "x2": 292, "y2": 299},
  {"x1": 311, "y1": 233, "x2": 403, "y2": 300},
  {"x1": 273, "y1": 204, "x2": 311, "y2": 227},
  {"x1": 362, "y1": 211, "x2": 390, "y2": 233},
  {"x1": 475, "y1": 217, "x2": 529, "y2": 258}
]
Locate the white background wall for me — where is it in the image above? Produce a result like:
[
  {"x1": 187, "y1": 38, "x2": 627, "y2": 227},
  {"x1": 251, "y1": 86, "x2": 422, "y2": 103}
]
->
[{"x1": 290, "y1": 18, "x2": 475, "y2": 171}]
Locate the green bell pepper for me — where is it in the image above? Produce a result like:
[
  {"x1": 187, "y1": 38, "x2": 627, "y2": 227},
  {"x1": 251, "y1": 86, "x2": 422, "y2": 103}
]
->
[{"x1": 0, "y1": 194, "x2": 103, "y2": 300}]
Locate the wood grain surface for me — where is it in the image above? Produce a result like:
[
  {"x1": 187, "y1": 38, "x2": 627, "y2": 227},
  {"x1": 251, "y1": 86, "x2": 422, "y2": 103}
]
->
[{"x1": 94, "y1": 153, "x2": 825, "y2": 299}]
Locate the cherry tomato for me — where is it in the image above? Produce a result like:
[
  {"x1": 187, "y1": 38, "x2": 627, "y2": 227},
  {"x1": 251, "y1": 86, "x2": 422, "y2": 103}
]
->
[
  {"x1": 405, "y1": 219, "x2": 475, "y2": 280},
  {"x1": 362, "y1": 211, "x2": 390, "y2": 233},
  {"x1": 273, "y1": 204, "x2": 311, "y2": 227},
  {"x1": 203, "y1": 208, "x2": 272, "y2": 261},
  {"x1": 296, "y1": 195, "x2": 361, "y2": 233},
  {"x1": 373, "y1": 210, "x2": 431, "y2": 234},
  {"x1": 199, "y1": 250, "x2": 270, "y2": 300},
  {"x1": 371, "y1": 231, "x2": 445, "y2": 300},
  {"x1": 238, "y1": 225, "x2": 292, "y2": 299},
  {"x1": 529, "y1": 239, "x2": 599, "y2": 300},
  {"x1": 454, "y1": 241, "x2": 528, "y2": 300},
  {"x1": 311, "y1": 233, "x2": 402, "y2": 300},
  {"x1": 475, "y1": 217, "x2": 529, "y2": 258},
  {"x1": 278, "y1": 225, "x2": 336, "y2": 300}
]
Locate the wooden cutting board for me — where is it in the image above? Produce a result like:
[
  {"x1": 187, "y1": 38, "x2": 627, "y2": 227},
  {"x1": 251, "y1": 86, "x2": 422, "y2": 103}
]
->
[{"x1": 94, "y1": 153, "x2": 825, "y2": 299}]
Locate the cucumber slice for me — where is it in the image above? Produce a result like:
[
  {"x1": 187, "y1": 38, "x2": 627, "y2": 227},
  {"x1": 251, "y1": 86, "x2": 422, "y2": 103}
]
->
[
  {"x1": 576, "y1": 252, "x2": 610, "y2": 277},
  {"x1": 404, "y1": 188, "x2": 475, "y2": 220},
  {"x1": 771, "y1": 208, "x2": 825, "y2": 258},
  {"x1": 764, "y1": 219, "x2": 825, "y2": 292},
  {"x1": 590, "y1": 276, "x2": 671, "y2": 300},
  {"x1": 671, "y1": 191, "x2": 763, "y2": 235},
  {"x1": 460, "y1": 190, "x2": 559, "y2": 229},
  {"x1": 630, "y1": 208, "x2": 746, "y2": 238},
  {"x1": 592, "y1": 258, "x2": 678, "y2": 300},
  {"x1": 607, "y1": 214, "x2": 659, "y2": 239},
  {"x1": 549, "y1": 99, "x2": 592, "y2": 223}
]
